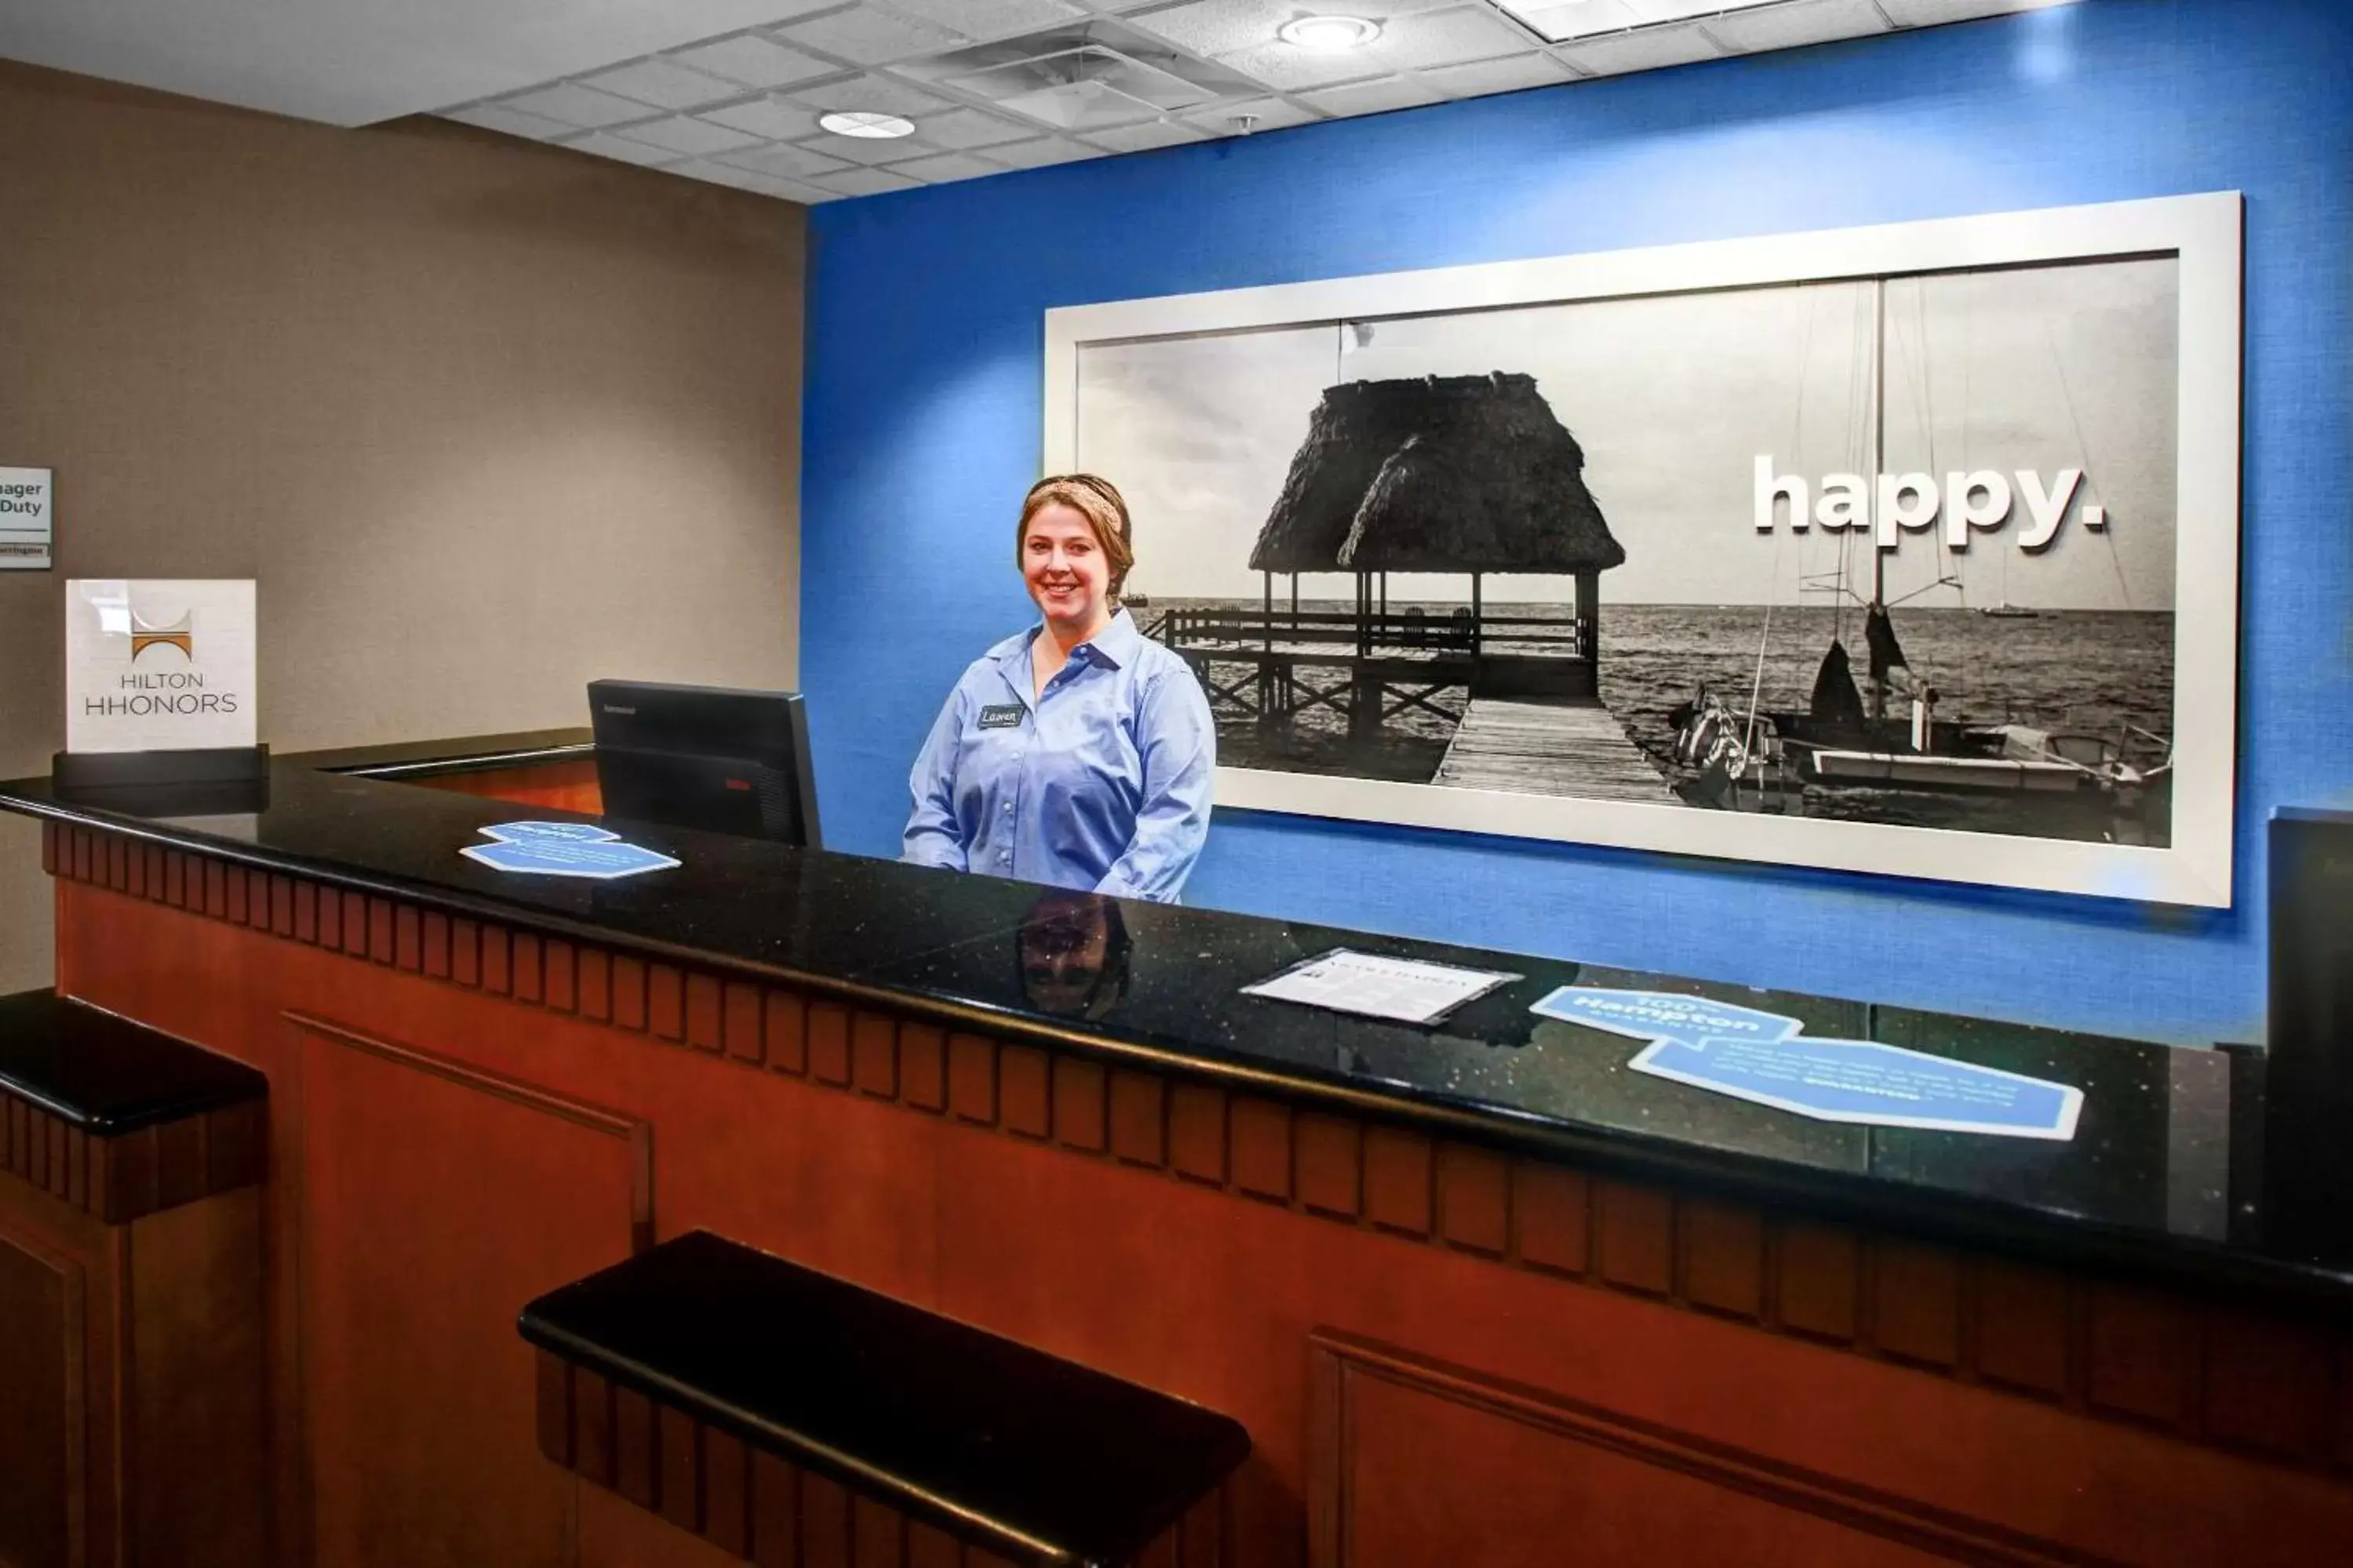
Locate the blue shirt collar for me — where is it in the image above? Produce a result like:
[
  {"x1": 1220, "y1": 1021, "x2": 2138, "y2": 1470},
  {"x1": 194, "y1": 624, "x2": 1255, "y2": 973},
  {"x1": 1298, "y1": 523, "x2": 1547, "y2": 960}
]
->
[{"x1": 1000, "y1": 608, "x2": 1141, "y2": 689}]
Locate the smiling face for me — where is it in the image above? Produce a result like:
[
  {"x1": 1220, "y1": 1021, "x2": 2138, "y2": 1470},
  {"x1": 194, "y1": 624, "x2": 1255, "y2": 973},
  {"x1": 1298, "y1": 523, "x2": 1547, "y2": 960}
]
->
[{"x1": 1022, "y1": 501, "x2": 1113, "y2": 637}]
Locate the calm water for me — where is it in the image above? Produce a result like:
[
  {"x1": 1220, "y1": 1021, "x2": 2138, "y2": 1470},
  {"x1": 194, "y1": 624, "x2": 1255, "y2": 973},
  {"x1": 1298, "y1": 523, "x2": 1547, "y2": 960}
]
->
[{"x1": 1143, "y1": 598, "x2": 2174, "y2": 845}]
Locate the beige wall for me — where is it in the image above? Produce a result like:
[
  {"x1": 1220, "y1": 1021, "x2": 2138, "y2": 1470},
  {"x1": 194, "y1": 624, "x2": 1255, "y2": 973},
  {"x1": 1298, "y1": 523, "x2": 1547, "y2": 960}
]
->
[{"x1": 0, "y1": 61, "x2": 806, "y2": 992}]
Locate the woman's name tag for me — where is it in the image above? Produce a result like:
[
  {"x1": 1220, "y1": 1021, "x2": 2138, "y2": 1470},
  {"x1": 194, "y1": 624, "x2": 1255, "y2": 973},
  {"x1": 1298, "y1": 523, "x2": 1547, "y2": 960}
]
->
[{"x1": 978, "y1": 704, "x2": 1026, "y2": 729}]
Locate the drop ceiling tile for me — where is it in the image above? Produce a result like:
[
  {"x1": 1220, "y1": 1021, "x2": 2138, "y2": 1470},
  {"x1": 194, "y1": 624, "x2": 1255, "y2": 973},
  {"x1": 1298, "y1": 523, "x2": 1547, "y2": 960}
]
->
[
  {"x1": 443, "y1": 103, "x2": 577, "y2": 140},
  {"x1": 581, "y1": 58, "x2": 743, "y2": 111},
  {"x1": 809, "y1": 166, "x2": 925, "y2": 197},
  {"x1": 1299, "y1": 75, "x2": 1448, "y2": 117},
  {"x1": 1418, "y1": 50, "x2": 1575, "y2": 96},
  {"x1": 776, "y1": 6, "x2": 967, "y2": 65},
  {"x1": 803, "y1": 131, "x2": 942, "y2": 165},
  {"x1": 1878, "y1": 0, "x2": 2037, "y2": 24},
  {"x1": 912, "y1": 105, "x2": 1044, "y2": 149},
  {"x1": 702, "y1": 96, "x2": 829, "y2": 140},
  {"x1": 1553, "y1": 20, "x2": 1725, "y2": 75},
  {"x1": 1082, "y1": 118, "x2": 1212, "y2": 153},
  {"x1": 1700, "y1": 0, "x2": 1891, "y2": 51},
  {"x1": 1133, "y1": 0, "x2": 1459, "y2": 60},
  {"x1": 611, "y1": 115, "x2": 767, "y2": 156},
  {"x1": 1128, "y1": 0, "x2": 1309, "y2": 57},
  {"x1": 887, "y1": 150, "x2": 1013, "y2": 183},
  {"x1": 559, "y1": 132, "x2": 683, "y2": 168},
  {"x1": 983, "y1": 136, "x2": 1104, "y2": 169},
  {"x1": 880, "y1": 0, "x2": 1089, "y2": 41},
  {"x1": 503, "y1": 82, "x2": 657, "y2": 129},
  {"x1": 786, "y1": 73, "x2": 951, "y2": 117},
  {"x1": 1215, "y1": 41, "x2": 1393, "y2": 92},
  {"x1": 668, "y1": 34, "x2": 840, "y2": 89},
  {"x1": 1494, "y1": 0, "x2": 1644, "y2": 42},
  {"x1": 1381, "y1": 6, "x2": 1540, "y2": 69},
  {"x1": 719, "y1": 141, "x2": 857, "y2": 179},
  {"x1": 1177, "y1": 95, "x2": 1323, "y2": 135}
]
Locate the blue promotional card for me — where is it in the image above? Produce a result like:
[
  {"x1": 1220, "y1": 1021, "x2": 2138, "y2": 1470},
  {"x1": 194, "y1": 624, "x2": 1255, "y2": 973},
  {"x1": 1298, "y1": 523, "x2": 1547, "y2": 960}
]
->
[
  {"x1": 462, "y1": 822, "x2": 678, "y2": 881},
  {"x1": 1628, "y1": 1035, "x2": 2082, "y2": 1140},
  {"x1": 477, "y1": 820, "x2": 621, "y2": 845},
  {"x1": 1535, "y1": 986, "x2": 2081, "y2": 1141},
  {"x1": 1530, "y1": 987, "x2": 1801, "y2": 1048}
]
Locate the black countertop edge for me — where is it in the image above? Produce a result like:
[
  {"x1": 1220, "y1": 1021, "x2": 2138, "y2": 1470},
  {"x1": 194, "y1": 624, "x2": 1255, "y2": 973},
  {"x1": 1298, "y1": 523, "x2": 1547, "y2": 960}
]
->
[
  {"x1": 15, "y1": 780, "x2": 2353, "y2": 1323},
  {"x1": 518, "y1": 1231, "x2": 1250, "y2": 1566},
  {"x1": 0, "y1": 991, "x2": 271, "y2": 1135},
  {"x1": 280, "y1": 729, "x2": 596, "y2": 780},
  {"x1": 518, "y1": 1315, "x2": 1074, "y2": 1563}
]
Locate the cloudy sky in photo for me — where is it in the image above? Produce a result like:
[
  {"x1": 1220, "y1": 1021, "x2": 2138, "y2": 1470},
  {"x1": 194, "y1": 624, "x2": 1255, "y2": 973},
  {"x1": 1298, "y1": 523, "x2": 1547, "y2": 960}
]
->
[{"x1": 1076, "y1": 256, "x2": 2179, "y2": 611}]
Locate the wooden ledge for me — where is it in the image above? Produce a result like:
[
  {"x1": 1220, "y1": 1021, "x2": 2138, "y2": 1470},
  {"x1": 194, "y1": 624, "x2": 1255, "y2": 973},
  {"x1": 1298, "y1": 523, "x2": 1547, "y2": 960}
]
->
[
  {"x1": 521, "y1": 1231, "x2": 1249, "y2": 1566},
  {"x1": 0, "y1": 988, "x2": 267, "y2": 1223}
]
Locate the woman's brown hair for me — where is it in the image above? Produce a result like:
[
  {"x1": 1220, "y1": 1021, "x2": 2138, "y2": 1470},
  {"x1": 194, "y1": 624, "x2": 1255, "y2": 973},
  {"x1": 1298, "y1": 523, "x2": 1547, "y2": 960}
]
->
[{"x1": 1018, "y1": 474, "x2": 1135, "y2": 600}]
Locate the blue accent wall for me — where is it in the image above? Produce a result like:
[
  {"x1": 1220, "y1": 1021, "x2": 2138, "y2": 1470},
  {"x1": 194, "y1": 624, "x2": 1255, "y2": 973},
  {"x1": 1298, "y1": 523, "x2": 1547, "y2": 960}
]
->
[{"x1": 801, "y1": 0, "x2": 2352, "y2": 1046}]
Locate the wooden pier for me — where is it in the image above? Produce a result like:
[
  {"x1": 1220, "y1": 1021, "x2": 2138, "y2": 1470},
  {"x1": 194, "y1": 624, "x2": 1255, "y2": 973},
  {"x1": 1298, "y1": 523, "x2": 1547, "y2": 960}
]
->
[{"x1": 1433, "y1": 697, "x2": 1676, "y2": 802}]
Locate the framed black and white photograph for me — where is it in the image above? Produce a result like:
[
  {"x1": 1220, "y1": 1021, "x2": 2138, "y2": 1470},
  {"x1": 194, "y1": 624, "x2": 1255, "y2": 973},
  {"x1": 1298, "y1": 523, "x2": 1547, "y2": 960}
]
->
[{"x1": 1044, "y1": 194, "x2": 2242, "y2": 907}]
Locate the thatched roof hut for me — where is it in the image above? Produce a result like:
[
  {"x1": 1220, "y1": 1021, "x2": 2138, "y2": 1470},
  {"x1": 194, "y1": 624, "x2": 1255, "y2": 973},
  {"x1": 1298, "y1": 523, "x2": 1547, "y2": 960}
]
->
[{"x1": 1248, "y1": 373, "x2": 1625, "y2": 576}]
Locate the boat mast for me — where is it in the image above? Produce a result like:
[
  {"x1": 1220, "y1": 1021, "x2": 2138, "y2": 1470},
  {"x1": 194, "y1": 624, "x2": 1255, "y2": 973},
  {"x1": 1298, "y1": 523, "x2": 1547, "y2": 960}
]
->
[{"x1": 1869, "y1": 275, "x2": 1887, "y2": 722}]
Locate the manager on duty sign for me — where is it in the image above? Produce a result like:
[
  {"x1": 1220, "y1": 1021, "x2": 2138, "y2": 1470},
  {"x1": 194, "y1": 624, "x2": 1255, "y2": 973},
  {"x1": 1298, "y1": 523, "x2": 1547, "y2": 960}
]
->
[
  {"x1": 0, "y1": 467, "x2": 51, "y2": 569},
  {"x1": 65, "y1": 580, "x2": 257, "y2": 754}
]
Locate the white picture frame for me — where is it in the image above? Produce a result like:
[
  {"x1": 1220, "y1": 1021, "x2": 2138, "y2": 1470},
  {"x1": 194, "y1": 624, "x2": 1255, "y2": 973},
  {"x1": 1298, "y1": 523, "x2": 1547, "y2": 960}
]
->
[{"x1": 1044, "y1": 194, "x2": 2243, "y2": 908}]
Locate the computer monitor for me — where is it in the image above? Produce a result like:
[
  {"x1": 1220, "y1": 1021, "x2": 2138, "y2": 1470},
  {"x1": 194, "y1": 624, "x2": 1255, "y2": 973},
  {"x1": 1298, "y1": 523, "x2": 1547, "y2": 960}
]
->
[{"x1": 587, "y1": 680, "x2": 821, "y2": 849}]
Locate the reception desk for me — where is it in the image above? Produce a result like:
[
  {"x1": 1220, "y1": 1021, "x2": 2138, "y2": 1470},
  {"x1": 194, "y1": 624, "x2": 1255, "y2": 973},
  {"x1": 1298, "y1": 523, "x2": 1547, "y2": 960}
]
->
[{"x1": 3, "y1": 737, "x2": 2350, "y2": 1567}]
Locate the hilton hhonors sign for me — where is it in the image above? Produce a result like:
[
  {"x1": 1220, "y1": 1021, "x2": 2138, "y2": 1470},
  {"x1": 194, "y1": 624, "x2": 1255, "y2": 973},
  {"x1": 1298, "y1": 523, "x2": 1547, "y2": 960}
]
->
[{"x1": 65, "y1": 580, "x2": 257, "y2": 754}]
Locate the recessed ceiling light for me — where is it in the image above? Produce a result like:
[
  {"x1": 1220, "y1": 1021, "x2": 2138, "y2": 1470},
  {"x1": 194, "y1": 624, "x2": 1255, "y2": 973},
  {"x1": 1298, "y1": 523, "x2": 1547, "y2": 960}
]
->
[
  {"x1": 818, "y1": 111, "x2": 916, "y2": 140},
  {"x1": 1277, "y1": 16, "x2": 1382, "y2": 53}
]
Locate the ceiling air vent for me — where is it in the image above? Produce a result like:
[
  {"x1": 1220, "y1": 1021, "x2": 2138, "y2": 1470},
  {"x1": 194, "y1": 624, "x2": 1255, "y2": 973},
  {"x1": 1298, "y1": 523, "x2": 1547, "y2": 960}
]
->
[{"x1": 897, "y1": 19, "x2": 1263, "y2": 133}]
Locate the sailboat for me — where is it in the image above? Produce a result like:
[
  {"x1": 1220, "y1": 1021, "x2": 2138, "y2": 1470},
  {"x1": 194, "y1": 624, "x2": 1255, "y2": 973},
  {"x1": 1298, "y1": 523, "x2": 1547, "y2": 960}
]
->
[
  {"x1": 1673, "y1": 277, "x2": 2166, "y2": 804},
  {"x1": 1976, "y1": 530, "x2": 2038, "y2": 617}
]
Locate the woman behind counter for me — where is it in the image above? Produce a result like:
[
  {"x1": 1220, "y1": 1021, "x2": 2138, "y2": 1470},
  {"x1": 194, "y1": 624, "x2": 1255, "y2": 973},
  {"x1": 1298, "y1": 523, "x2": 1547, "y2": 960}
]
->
[{"x1": 902, "y1": 475, "x2": 1215, "y2": 902}]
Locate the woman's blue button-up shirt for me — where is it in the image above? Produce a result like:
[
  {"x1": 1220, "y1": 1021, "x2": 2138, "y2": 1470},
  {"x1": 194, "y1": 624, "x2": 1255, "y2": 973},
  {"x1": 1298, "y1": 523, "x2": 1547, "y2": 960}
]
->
[{"x1": 901, "y1": 610, "x2": 1215, "y2": 903}]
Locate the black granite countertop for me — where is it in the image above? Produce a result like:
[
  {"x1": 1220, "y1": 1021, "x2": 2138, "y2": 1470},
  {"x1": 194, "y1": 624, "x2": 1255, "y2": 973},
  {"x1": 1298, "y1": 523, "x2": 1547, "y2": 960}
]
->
[
  {"x1": 521, "y1": 1229, "x2": 1248, "y2": 1566},
  {"x1": 0, "y1": 988, "x2": 268, "y2": 1133},
  {"x1": 6, "y1": 745, "x2": 2347, "y2": 1319}
]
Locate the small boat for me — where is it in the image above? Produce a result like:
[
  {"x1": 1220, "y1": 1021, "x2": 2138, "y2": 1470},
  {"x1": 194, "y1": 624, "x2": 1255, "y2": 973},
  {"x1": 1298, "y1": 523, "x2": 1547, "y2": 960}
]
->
[
  {"x1": 1803, "y1": 726, "x2": 2151, "y2": 795},
  {"x1": 1977, "y1": 602, "x2": 2039, "y2": 619}
]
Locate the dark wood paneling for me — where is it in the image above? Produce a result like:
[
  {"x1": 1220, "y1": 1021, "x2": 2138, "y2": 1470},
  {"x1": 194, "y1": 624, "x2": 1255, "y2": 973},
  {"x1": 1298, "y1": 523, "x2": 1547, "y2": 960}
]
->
[
  {"x1": 856, "y1": 1013, "x2": 900, "y2": 1100},
  {"x1": 1308, "y1": 1332, "x2": 2053, "y2": 1568},
  {"x1": 1295, "y1": 1114, "x2": 1360, "y2": 1220},
  {"x1": 289, "y1": 1015, "x2": 649, "y2": 1567},
  {"x1": 1871, "y1": 1243, "x2": 1963, "y2": 1370},
  {"x1": 1777, "y1": 1221, "x2": 1863, "y2": 1344},
  {"x1": 1231, "y1": 1097, "x2": 1293, "y2": 1203},
  {"x1": 1679, "y1": 1199, "x2": 1764, "y2": 1322},
  {"x1": 41, "y1": 835, "x2": 2353, "y2": 1568},
  {"x1": 0, "y1": 1228, "x2": 75, "y2": 1568},
  {"x1": 0, "y1": 1088, "x2": 264, "y2": 1226},
  {"x1": 2088, "y1": 1284, "x2": 2197, "y2": 1429},
  {"x1": 1361, "y1": 1127, "x2": 1430, "y2": 1239},
  {"x1": 1053, "y1": 1057, "x2": 1108, "y2": 1154},
  {"x1": 1594, "y1": 1180, "x2": 1673, "y2": 1296},
  {"x1": 1972, "y1": 1262, "x2": 2074, "y2": 1401}
]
